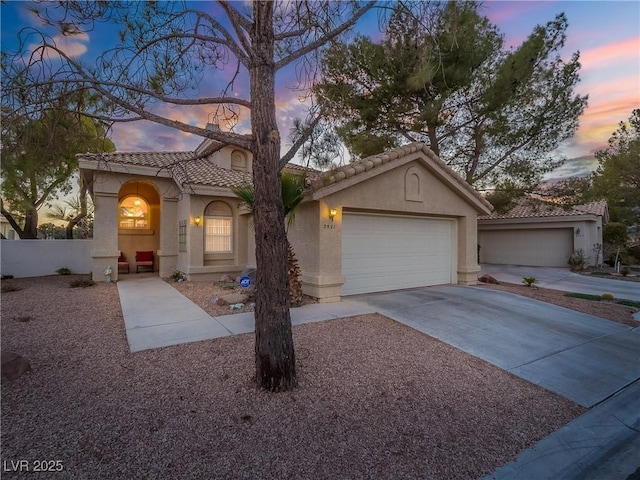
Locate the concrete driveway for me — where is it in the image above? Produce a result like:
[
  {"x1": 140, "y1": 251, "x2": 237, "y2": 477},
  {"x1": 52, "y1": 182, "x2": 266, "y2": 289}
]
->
[
  {"x1": 348, "y1": 285, "x2": 640, "y2": 408},
  {"x1": 480, "y1": 264, "x2": 640, "y2": 302}
]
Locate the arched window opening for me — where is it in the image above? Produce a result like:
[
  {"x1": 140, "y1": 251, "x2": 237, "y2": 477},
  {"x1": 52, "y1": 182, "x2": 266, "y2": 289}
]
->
[{"x1": 119, "y1": 195, "x2": 150, "y2": 229}]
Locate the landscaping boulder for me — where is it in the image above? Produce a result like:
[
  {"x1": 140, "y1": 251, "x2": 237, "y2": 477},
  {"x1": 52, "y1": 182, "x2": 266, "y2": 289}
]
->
[
  {"x1": 217, "y1": 293, "x2": 249, "y2": 306},
  {"x1": 1, "y1": 351, "x2": 31, "y2": 380},
  {"x1": 479, "y1": 274, "x2": 500, "y2": 284}
]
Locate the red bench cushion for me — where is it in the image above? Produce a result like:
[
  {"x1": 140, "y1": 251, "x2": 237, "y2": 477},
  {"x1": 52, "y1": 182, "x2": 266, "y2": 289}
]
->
[{"x1": 135, "y1": 251, "x2": 153, "y2": 262}]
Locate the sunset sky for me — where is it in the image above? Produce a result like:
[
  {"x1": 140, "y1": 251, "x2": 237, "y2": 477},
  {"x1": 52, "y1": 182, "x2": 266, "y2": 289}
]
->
[{"x1": 2, "y1": 1, "x2": 639, "y2": 181}]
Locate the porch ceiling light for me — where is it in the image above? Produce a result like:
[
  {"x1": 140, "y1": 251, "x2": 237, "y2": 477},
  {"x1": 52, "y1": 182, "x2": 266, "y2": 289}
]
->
[{"x1": 329, "y1": 208, "x2": 338, "y2": 221}]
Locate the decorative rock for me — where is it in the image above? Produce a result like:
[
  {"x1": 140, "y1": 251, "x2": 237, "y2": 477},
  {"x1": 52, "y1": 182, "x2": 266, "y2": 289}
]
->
[
  {"x1": 217, "y1": 293, "x2": 249, "y2": 306},
  {"x1": 220, "y1": 274, "x2": 234, "y2": 283},
  {"x1": 1, "y1": 351, "x2": 31, "y2": 380},
  {"x1": 479, "y1": 274, "x2": 500, "y2": 284}
]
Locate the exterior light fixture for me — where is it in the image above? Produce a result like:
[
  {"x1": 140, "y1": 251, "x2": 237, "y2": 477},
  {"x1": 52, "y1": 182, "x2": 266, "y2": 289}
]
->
[
  {"x1": 194, "y1": 216, "x2": 202, "y2": 227},
  {"x1": 329, "y1": 208, "x2": 338, "y2": 221},
  {"x1": 575, "y1": 228, "x2": 581, "y2": 236}
]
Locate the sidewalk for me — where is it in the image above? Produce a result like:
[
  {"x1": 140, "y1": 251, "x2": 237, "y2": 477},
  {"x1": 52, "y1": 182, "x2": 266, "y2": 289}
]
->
[
  {"x1": 482, "y1": 379, "x2": 640, "y2": 480},
  {"x1": 116, "y1": 276, "x2": 374, "y2": 352}
]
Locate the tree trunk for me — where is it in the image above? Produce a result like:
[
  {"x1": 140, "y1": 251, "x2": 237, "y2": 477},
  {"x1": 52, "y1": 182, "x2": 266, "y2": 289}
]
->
[
  {"x1": 65, "y1": 182, "x2": 89, "y2": 239},
  {"x1": 249, "y1": 1, "x2": 297, "y2": 391}
]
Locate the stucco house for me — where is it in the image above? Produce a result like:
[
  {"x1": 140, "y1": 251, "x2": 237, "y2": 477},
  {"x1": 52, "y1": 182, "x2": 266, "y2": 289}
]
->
[
  {"x1": 79, "y1": 137, "x2": 492, "y2": 301},
  {"x1": 478, "y1": 197, "x2": 608, "y2": 267}
]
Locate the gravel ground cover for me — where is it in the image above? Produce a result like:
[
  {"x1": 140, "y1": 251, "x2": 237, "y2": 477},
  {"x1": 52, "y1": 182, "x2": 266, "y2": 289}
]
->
[
  {"x1": 1, "y1": 275, "x2": 584, "y2": 479},
  {"x1": 477, "y1": 281, "x2": 639, "y2": 327}
]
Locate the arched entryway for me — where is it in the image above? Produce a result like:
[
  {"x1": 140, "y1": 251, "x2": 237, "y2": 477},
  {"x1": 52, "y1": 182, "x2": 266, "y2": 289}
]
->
[{"x1": 117, "y1": 180, "x2": 160, "y2": 274}]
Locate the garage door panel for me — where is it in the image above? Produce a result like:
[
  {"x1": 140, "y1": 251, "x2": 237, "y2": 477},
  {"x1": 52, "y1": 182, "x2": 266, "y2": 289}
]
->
[
  {"x1": 342, "y1": 213, "x2": 455, "y2": 295},
  {"x1": 480, "y1": 228, "x2": 573, "y2": 267}
]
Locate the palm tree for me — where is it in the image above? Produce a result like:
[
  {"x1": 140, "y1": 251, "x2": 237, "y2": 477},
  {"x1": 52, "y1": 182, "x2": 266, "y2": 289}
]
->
[
  {"x1": 232, "y1": 173, "x2": 305, "y2": 306},
  {"x1": 47, "y1": 193, "x2": 94, "y2": 239}
]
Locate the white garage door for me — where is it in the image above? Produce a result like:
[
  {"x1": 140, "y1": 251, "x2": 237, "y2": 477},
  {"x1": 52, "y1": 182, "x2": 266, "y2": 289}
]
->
[
  {"x1": 342, "y1": 213, "x2": 456, "y2": 295},
  {"x1": 479, "y1": 228, "x2": 574, "y2": 267}
]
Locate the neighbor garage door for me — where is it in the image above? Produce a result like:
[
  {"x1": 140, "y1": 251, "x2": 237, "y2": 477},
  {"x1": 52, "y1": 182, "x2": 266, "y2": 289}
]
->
[
  {"x1": 341, "y1": 213, "x2": 455, "y2": 295},
  {"x1": 479, "y1": 228, "x2": 574, "y2": 267}
]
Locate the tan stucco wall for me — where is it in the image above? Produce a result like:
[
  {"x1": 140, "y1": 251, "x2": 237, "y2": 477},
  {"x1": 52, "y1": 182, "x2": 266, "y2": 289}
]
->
[
  {"x1": 180, "y1": 194, "x2": 252, "y2": 281},
  {"x1": 478, "y1": 217, "x2": 603, "y2": 267},
  {"x1": 290, "y1": 159, "x2": 483, "y2": 300}
]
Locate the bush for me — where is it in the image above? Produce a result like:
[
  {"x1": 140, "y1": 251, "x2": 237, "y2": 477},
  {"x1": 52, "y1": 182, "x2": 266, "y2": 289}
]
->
[
  {"x1": 601, "y1": 292, "x2": 615, "y2": 301},
  {"x1": 567, "y1": 249, "x2": 588, "y2": 271},
  {"x1": 603, "y1": 222, "x2": 628, "y2": 246},
  {"x1": 171, "y1": 271, "x2": 186, "y2": 282},
  {"x1": 620, "y1": 266, "x2": 630, "y2": 276},
  {"x1": 56, "y1": 267, "x2": 72, "y2": 275},
  {"x1": 522, "y1": 276, "x2": 537, "y2": 287}
]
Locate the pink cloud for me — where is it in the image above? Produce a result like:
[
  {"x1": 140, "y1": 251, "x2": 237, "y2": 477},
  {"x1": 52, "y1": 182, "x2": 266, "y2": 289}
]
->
[{"x1": 578, "y1": 37, "x2": 640, "y2": 71}]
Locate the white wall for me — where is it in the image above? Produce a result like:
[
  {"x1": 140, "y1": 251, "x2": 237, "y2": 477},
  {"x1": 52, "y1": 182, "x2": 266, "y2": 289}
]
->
[{"x1": 1, "y1": 240, "x2": 93, "y2": 278}]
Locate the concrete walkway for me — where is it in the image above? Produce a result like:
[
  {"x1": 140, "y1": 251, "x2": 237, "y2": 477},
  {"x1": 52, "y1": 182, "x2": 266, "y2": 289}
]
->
[
  {"x1": 117, "y1": 276, "x2": 374, "y2": 353},
  {"x1": 480, "y1": 264, "x2": 640, "y2": 302}
]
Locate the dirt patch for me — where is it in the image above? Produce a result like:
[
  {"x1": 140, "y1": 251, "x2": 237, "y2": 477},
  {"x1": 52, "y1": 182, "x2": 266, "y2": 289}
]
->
[{"x1": 477, "y1": 281, "x2": 639, "y2": 327}]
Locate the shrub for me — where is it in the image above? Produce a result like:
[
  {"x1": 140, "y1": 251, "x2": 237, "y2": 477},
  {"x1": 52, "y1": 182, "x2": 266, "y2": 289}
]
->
[
  {"x1": 171, "y1": 271, "x2": 187, "y2": 282},
  {"x1": 522, "y1": 276, "x2": 537, "y2": 287},
  {"x1": 69, "y1": 279, "x2": 95, "y2": 288},
  {"x1": 567, "y1": 249, "x2": 588, "y2": 271},
  {"x1": 620, "y1": 266, "x2": 630, "y2": 276},
  {"x1": 56, "y1": 267, "x2": 72, "y2": 275},
  {"x1": 603, "y1": 222, "x2": 628, "y2": 246},
  {"x1": 565, "y1": 293, "x2": 602, "y2": 301},
  {"x1": 601, "y1": 292, "x2": 615, "y2": 301}
]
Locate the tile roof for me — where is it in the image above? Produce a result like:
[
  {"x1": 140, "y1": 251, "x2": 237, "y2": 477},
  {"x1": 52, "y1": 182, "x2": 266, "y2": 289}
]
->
[
  {"x1": 479, "y1": 197, "x2": 608, "y2": 220},
  {"x1": 78, "y1": 151, "x2": 313, "y2": 190},
  {"x1": 310, "y1": 142, "x2": 493, "y2": 211}
]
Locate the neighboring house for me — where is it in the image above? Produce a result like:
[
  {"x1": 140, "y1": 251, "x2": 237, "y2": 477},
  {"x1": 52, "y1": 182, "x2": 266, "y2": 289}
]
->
[
  {"x1": 1, "y1": 216, "x2": 17, "y2": 240},
  {"x1": 478, "y1": 197, "x2": 609, "y2": 267},
  {"x1": 79, "y1": 136, "x2": 492, "y2": 301}
]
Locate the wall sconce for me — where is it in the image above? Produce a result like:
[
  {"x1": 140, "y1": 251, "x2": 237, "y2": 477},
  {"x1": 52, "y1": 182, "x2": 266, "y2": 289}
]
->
[
  {"x1": 575, "y1": 228, "x2": 581, "y2": 236},
  {"x1": 329, "y1": 208, "x2": 338, "y2": 222},
  {"x1": 194, "y1": 216, "x2": 202, "y2": 227}
]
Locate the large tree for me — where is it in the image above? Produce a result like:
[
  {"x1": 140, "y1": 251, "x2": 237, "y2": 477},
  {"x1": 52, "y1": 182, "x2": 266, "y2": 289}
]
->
[
  {"x1": 4, "y1": 1, "x2": 375, "y2": 391},
  {"x1": 591, "y1": 109, "x2": 640, "y2": 224},
  {"x1": 314, "y1": 2, "x2": 587, "y2": 192},
  {"x1": 1, "y1": 89, "x2": 115, "y2": 239}
]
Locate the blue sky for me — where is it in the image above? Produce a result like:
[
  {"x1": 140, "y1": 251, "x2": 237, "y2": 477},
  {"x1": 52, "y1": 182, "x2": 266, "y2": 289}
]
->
[{"x1": 2, "y1": 0, "x2": 639, "y2": 181}]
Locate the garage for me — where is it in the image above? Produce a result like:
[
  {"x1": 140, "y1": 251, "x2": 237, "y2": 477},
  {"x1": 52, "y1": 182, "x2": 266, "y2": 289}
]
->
[
  {"x1": 342, "y1": 212, "x2": 456, "y2": 295},
  {"x1": 479, "y1": 228, "x2": 574, "y2": 267}
]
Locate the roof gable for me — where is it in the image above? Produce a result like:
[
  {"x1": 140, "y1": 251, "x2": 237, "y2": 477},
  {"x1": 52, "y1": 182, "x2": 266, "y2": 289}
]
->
[{"x1": 309, "y1": 143, "x2": 493, "y2": 214}]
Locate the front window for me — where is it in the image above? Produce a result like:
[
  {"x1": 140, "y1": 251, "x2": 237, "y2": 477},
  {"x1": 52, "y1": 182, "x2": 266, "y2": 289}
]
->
[
  {"x1": 205, "y1": 217, "x2": 232, "y2": 252},
  {"x1": 119, "y1": 195, "x2": 149, "y2": 229}
]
